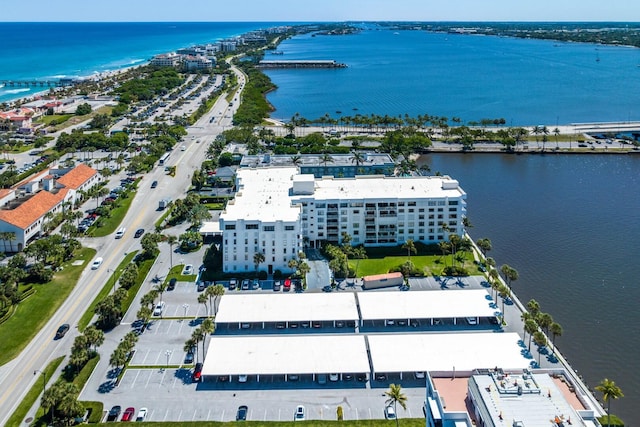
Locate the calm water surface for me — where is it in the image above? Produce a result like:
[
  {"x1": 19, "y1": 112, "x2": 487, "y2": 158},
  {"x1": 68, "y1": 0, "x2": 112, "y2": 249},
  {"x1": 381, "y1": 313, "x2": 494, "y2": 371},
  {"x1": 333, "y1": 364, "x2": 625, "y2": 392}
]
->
[
  {"x1": 420, "y1": 153, "x2": 640, "y2": 424},
  {"x1": 265, "y1": 27, "x2": 640, "y2": 125}
]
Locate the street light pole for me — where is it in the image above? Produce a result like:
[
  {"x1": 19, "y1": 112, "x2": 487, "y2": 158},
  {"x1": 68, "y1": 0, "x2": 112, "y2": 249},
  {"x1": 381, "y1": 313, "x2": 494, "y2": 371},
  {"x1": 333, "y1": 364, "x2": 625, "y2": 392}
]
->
[
  {"x1": 183, "y1": 303, "x2": 189, "y2": 319},
  {"x1": 34, "y1": 369, "x2": 50, "y2": 424},
  {"x1": 165, "y1": 350, "x2": 172, "y2": 371}
]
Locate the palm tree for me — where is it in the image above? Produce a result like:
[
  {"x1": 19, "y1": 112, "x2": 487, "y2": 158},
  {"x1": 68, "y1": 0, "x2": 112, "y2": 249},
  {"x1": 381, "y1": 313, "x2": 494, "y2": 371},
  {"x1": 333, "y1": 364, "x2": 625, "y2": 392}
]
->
[
  {"x1": 208, "y1": 284, "x2": 225, "y2": 315},
  {"x1": 198, "y1": 292, "x2": 209, "y2": 317},
  {"x1": 385, "y1": 383, "x2": 407, "y2": 427},
  {"x1": 290, "y1": 154, "x2": 302, "y2": 168},
  {"x1": 200, "y1": 318, "x2": 215, "y2": 359},
  {"x1": 549, "y1": 322, "x2": 563, "y2": 354},
  {"x1": 253, "y1": 252, "x2": 265, "y2": 277},
  {"x1": 526, "y1": 299, "x2": 541, "y2": 317},
  {"x1": 537, "y1": 312, "x2": 553, "y2": 334},
  {"x1": 595, "y1": 378, "x2": 624, "y2": 427},
  {"x1": 320, "y1": 152, "x2": 334, "y2": 175},
  {"x1": 533, "y1": 331, "x2": 547, "y2": 365},
  {"x1": 553, "y1": 127, "x2": 560, "y2": 149},
  {"x1": 525, "y1": 319, "x2": 539, "y2": 351},
  {"x1": 402, "y1": 239, "x2": 416, "y2": 261},
  {"x1": 165, "y1": 235, "x2": 178, "y2": 268}
]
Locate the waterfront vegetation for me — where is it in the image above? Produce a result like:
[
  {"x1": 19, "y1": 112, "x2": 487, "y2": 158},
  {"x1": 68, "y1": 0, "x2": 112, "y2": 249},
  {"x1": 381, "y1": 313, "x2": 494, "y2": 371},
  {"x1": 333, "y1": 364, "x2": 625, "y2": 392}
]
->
[
  {"x1": 232, "y1": 61, "x2": 276, "y2": 126},
  {"x1": 0, "y1": 247, "x2": 95, "y2": 365}
]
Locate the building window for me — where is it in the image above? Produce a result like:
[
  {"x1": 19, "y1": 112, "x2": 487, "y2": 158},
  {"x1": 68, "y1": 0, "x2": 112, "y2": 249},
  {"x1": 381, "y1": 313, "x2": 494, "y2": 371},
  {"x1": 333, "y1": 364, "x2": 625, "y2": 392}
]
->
[
  {"x1": 263, "y1": 226, "x2": 275, "y2": 231},
  {"x1": 225, "y1": 224, "x2": 236, "y2": 230},
  {"x1": 285, "y1": 225, "x2": 295, "y2": 231},
  {"x1": 245, "y1": 224, "x2": 258, "y2": 229}
]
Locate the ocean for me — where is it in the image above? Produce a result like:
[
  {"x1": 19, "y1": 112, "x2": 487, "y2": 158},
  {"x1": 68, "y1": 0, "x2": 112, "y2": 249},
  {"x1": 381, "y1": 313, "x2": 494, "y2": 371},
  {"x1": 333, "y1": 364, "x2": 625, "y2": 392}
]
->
[
  {"x1": 0, "y1": 22, "x2": 275, "y2": 103},
  {"x1": 263, "y1": 25, "x2": 640, "y2": 126}
]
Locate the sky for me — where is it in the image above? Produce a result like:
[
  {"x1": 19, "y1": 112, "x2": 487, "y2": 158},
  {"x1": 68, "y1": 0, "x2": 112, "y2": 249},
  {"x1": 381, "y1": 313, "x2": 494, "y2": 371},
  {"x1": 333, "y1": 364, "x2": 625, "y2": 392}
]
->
[{"x1": 2, "y1": 0, "x2": 640, "y2": 22}]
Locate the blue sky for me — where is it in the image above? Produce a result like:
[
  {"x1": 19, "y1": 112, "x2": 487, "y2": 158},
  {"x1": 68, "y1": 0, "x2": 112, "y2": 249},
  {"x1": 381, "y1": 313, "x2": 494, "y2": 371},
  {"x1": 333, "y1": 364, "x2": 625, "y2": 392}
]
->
[{"x1": 3, "y1": 0, "x2": 639, "y2": 22}]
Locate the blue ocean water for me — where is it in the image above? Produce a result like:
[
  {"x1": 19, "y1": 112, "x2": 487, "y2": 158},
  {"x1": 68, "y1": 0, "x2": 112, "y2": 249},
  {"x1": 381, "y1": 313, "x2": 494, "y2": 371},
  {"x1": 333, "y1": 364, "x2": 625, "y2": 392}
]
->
[
  {"x1": 264, "y1": 26, "x2": 640, "y2": 126},
  {"x1": 0, "y1": 22, "x2": 276, "y2": 102}
]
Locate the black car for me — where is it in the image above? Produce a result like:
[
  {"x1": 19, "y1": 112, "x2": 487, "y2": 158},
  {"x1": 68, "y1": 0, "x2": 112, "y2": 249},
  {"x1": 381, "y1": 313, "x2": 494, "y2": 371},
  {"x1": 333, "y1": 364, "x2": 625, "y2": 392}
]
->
[
  {"x1": 107, "y1": 405, "x2": 122, "y2": 421},
  {"x1": 236, "y1": 405, "x2": 248, "y2": 421},
  {"x1": 168, "y1": 277, "x2": 177, "y2": 290},
  {"x1": 55, "y1": 324, "x2": 70, "y2": 340},
  {"x1": 197, "y1": 281, "x2": 205, "y2": 292},
  {"x1": 151, "y1": 180, "x2": 158, "y2": 188},
  {"x1": 184, "y1": 350, "x2": 194, "y2": 364},
  {"x1": 134, "y1": 228, "x2": 145, "y2": 238}
]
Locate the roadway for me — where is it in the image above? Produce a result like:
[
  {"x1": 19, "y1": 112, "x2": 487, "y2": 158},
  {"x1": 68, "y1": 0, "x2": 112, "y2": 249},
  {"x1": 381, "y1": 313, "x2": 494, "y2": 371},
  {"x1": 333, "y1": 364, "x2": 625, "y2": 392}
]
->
[{"x1": 0, "y1": 66, "x2": 244, "y2": 425}]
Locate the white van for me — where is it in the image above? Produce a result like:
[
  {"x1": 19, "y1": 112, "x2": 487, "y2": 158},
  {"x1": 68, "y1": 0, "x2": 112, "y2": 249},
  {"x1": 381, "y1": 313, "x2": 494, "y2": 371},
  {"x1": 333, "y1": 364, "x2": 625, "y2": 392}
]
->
[{"x1": 115, "y1": 227, "x2": 126, "y2": 239}]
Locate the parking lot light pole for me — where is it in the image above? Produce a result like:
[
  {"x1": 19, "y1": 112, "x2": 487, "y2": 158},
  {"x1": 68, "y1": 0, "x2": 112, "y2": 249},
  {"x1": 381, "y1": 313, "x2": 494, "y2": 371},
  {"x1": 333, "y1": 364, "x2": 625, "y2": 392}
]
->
[
  {"x1": 108, "y1": 269, "x2": 115, "y2": 294},
  {"x1": 165, "y1": 350, "x2": 172, "y2": 370},
  {"x1": 183, "y1": 303, "x2": 189, "y2": 319},
  {"x1": 34, "y1": 369, "x2": 50, "y2": 423}
]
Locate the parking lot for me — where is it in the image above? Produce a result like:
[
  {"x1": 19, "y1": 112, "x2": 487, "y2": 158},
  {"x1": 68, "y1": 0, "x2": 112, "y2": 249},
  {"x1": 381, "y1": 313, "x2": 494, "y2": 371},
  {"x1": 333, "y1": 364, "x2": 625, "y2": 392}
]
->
[
  {"x1": 84, "y1": 274, "x2": 501, "y2": 422},
  {"x1": 105, "y1": 368, "x2": 428, "y2": 422}
]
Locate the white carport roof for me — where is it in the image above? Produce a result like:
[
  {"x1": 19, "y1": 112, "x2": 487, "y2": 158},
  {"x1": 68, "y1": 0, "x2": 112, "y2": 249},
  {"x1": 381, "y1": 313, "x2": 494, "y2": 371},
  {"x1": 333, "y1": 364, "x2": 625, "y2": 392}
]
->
[
  {"x1": 202, "y1": 335, "x2": 370, "y2": 376},
  {"x1": 368, "y1": 332, "x2": 530, "y2": 373},
  {"x1": 357, "y1": 289, "x2": 497, "y2": 321},
  {"x1": 199, "y1": 221, "x2": 221, "y2": 235},
  {"x1": 214, "y1": 293, "x2": 359, "y2": 324}
]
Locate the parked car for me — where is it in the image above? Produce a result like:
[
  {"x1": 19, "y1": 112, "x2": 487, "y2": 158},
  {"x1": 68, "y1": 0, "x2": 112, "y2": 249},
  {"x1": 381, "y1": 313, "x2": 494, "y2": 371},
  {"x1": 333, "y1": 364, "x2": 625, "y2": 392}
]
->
[
  {"x1": 283, "y1": 279, "x2": 291, "y2": 291},
  {"x1": 273, "y1": 281, "x2": 281, "y2": 291},
  {"x1": 91, "y1": 257, "x2": 103, "y2": 270},
  {"x1": 236, "y1": 405, "x2": 248, "y2": 421},
  {"x1": 251, "y1": 279, "x2": 260, "y2": 290},
  {"x1": 329, "y1": 373, "x2": 339, "y2": 382},
  {"x1": 385, "y1": 405, "x2": 396, "y2": 420},
  {"x1": 192, "y1": 362, "x2": 203, "y2": 382},
  {"x1": 229, "y1": 278, "x2": 237, "y2": 290},
  {"x1": 151, "y1": 180, "x2": 158, "y2": 189},
  {"x1": 153, "y1": 301, "x2": 166, "y2": 316},
  {"x1": 197, "y1": 281, "x2": 205, "y2": 292},
  {"x1": 182, "y1": 264, "x2": 194, "y2": 275},
  {"x1": 54, "y1": 323, "x2": 70, "y2": 339},
  {"x1": 107, "y1": 405, "x2": 122, "y2": 421},
  {"x1": 135, "y1": 408, "x2": 147, "y2": 422},
  {"x1": 238, "y1": 374, "x2": 248, "y2": 383},
  {"x1": 184, "y1": 350, "x2": 194, "y2": 364},
  {"x1": 121, "y1": 407, "x2": 135, "y2": 422},
  {"x1": 241, "y1": 279, "x2": 250, "y2": 290},
  {"x1": 294, "y1": 405, "x2": 305, "y2": 421},
  {"x1": 168, "y1": 277, "x2": 177, "y2": 290},
  {"x1": 134, "y1": 228, "x2": 145, "y2": 238}
]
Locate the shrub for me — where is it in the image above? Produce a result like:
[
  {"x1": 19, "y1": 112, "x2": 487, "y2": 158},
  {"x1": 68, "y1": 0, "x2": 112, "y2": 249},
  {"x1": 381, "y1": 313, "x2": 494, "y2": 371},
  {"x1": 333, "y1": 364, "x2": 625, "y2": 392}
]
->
[
  {"x1": 337, "y1": 405, "x2": 344, "y2": 421},
  {"x1": 443, "y1": 265, "x2": 469, "y2": 276}
]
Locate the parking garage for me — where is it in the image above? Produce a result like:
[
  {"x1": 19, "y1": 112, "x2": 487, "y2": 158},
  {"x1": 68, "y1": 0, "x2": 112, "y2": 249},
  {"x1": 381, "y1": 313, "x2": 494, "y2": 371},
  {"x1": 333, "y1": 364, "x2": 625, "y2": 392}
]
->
[
  {"x1": 201, "y1": 335, "x2": 370, "y2": 383},
  {"x1": 357, "y1": 289, "x2": 499, "y2": 329},
  {"x1": 214, "y1": 293, "x2": 360, "y2": 331}
]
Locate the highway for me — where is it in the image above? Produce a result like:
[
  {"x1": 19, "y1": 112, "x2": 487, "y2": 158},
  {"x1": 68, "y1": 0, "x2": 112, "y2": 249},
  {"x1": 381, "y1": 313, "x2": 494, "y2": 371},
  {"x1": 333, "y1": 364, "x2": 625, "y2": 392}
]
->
[{"x1": 0, "y1": 66, "x2": 243, "y2": 425}]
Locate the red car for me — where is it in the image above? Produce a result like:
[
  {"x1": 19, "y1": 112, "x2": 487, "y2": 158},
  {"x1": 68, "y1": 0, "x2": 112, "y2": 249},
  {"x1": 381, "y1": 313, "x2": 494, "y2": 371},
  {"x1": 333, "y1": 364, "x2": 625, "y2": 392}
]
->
[
  {"x1": 284, "y1": 279, "x2": 291, "y2": 291},
  {"x1": 121, "y1": 407, "x2": 135, "y2": 422}
]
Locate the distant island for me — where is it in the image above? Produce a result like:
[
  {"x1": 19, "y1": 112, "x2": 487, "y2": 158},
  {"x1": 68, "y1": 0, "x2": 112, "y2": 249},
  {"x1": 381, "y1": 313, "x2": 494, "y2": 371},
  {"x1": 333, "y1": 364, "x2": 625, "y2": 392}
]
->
[{"x1": 380, "y1": 21, "x2": 640, "y2": 48}]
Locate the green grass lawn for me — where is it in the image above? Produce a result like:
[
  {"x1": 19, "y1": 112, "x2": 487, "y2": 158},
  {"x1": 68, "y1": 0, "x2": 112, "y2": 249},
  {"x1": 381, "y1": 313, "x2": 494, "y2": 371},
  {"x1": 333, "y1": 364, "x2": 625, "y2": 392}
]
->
[
  {"x1": 78, "y1": 251, "x2": 138, "y2": 331},
  {"x1": 350, "y1": 253, "x2": 474, "y2": 277},
  {"x1": 0, "y1": 248, "x2": 96, "y2": 365},
  {"x1": 90, "y1": 189, "x2": 138, "y2": 238},
  {"x1": 5, "y1": 356, "x2": 64, "y2": 427},
  {"x1": 36, "y1": 114, "x2": 73, "y2": 125}
]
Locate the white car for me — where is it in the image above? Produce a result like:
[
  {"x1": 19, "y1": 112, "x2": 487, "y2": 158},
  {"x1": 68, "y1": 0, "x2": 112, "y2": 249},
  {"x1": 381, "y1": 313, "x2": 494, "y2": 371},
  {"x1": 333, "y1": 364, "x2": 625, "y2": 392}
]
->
[
  {"x1": 466, "y1": 317, "x2": 478, "y2": 325},
  {"x1": 182, "y1": 264, "x2": 194, "y2": 275},
  {"x1": 91, "y1": 257, "x2": 103, "y2": 270},
  {"x1": 329, "y1": 373, "x2": 339, "y2": 382},
  {"x1": 153, "y1": 301, "x2": 166, "y2": 316},
  {"x1": 238, "y1": 374, "x2": 248, "y2": 383},
  {"x1": 294, "y1": 405, "x2": 305, "y2": 421},
  {"x1": 385, "y1": 405, "x2": 396, "y2": 420},
  {"x1": 180, "y1": 145, "x2": 186, "y2": 151},
  {"x1": 135, "y1": 407, "x2": 147, "y2": 422}
]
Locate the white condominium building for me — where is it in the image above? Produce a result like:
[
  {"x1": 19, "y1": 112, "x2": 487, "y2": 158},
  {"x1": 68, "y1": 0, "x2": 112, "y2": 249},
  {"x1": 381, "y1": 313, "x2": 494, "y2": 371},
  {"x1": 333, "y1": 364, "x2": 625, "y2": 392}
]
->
[{"x1": 220, "y1": 167, "x2": 466, "y2": 274}]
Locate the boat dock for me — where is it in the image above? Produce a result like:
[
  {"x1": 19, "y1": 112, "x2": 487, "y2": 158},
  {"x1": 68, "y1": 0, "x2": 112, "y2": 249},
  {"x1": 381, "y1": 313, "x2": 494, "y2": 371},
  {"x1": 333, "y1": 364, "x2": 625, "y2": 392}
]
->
[
  {"x1": 257, "y1": 60, "x2": 347, "y2": 69},
  {"x1": 0, "y1": 79, "x2": 78, "y2": 88}
]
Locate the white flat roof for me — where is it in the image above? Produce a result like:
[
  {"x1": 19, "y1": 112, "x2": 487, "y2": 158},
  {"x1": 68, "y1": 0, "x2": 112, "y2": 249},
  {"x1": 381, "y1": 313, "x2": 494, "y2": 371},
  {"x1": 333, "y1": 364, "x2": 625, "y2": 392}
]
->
[
  {"x1": 202, "y1": 335, "x2": 369, "y2": 376},
  {"x1": 214, "y1": 293, "x2": 360, "y2": 323},
  {"x1": 199, "y1": 221, "x2": 221, "y2": 234},
  {"x1": 358, "y1": 289, "x2": 499, "y2": 320},
  {"x1": 222, "y1": 167, "x2": 300, "y2": 222},
  {"x1": 368, "y1": 332, "x2": 531, "y2": 372}
]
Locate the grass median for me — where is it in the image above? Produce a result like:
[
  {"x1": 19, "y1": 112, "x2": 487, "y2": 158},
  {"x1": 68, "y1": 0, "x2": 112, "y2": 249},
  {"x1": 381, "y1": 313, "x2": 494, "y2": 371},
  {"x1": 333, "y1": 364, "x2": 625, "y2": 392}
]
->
[
  {"x1": 5, "y1": 356, "x2": 64, "y2": 427},
  {"x1": 90, "y1": 185, "x2": 138, "y2": 238},
  {"x1": 0, "y1": 248, "x2": 96, "y2": 366},
  {"x1": 78, "y1": 251, "x2": 138, "y2": 331}
]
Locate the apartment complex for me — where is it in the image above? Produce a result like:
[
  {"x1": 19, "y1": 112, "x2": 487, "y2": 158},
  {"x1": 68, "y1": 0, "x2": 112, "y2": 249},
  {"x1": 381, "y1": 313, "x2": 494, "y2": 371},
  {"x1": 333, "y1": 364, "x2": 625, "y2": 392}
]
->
[{"x1": 219, "y1": 167, "x2": 466, "y2": 274}]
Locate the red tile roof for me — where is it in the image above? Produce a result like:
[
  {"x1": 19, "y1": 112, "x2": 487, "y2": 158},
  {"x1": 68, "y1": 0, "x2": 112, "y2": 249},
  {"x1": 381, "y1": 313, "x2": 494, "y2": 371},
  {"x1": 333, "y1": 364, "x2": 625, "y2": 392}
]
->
[
  {"x1": 56, "y1": 164, "x2": 97, "y2": 190},
  {"x1": 0, "y1": 189, "x2": 66, "y2": 229}
]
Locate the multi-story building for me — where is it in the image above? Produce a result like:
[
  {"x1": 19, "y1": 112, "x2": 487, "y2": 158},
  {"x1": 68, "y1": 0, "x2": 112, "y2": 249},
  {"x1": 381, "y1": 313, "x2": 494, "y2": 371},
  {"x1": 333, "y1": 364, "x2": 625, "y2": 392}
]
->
[
  {"x1": 183, "y1": 55, "x2": 213, "y2": 71},
  {"x1": 219, "y1": 167, "x2": 466, "y2": 273},
  {"x1": 239, "y1": 153, "x2": 396, "y2": 178},
  {"x1": 149, "y1": 52, "x2": 181, "y2": 67}
]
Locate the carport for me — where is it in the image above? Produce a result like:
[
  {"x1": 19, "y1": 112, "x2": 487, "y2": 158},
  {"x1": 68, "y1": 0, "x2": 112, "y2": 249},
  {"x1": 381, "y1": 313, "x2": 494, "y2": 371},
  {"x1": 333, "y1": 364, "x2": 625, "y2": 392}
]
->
[
  {"x1": 214, "y1": 293, "x2": 360, "y2": 330},
  {"x1": 367, "y1": 332, "x2": 531, "y2": 379},
  {"x1": 357, "y1": 289, "x2": 498, "y2": 328},
  {"x1": 201, "y1": 335, "x2": 370, "y2": 383}
]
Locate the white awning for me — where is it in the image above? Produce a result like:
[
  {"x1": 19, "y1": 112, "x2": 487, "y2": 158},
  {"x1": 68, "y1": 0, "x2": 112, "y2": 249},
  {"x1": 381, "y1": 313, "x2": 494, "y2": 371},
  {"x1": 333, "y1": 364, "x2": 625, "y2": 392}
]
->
[
  {"x1": 202, "y1": 335, "x2": 369, "y2": 376},
  {"x1": 369, "y1": 332, "x2": 530, "y2": 373},
  {"x1": 358, "y1": 289, "x2": 498, "y2": 321},
  {"x1": 215, "y1": 292, "x2": 359, "y2": 324}
]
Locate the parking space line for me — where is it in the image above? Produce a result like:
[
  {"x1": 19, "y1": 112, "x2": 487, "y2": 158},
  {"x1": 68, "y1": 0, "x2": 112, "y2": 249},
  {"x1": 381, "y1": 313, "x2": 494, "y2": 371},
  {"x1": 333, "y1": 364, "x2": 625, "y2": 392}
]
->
[
  {"x1": 142, "y1": 349, "x2": 151, "y2": 364},
  {"x1": 163, "y1": 408, "x2": 169, "y2": 421},
  {"x1": 206, "y1": 409, "x2": 211, "y2": 421},
  {"x1": 176, "y1": 409, "x2": 182, "y2": 421},
  {"x1": 159, "y1": 368, "x2": 167, "y2": 387},
  {"x1": 144, "y1": 370, "x2": 153, "y2": 388},
  {"x1": 131, "y1": 370, "x2": 141, "y2": 389},
  {"x1": 192, "y1": 409, "x2": 198, "y2": 421},
  {"x1": 148, "y1": 409, "x2": 155, "y2": 421},
  {"x1": 220, "y1": 409, "x2": 225, "y2": 422},
  {"x1": 278, "y1": 408, "x2": 281, "y2": 421}
]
